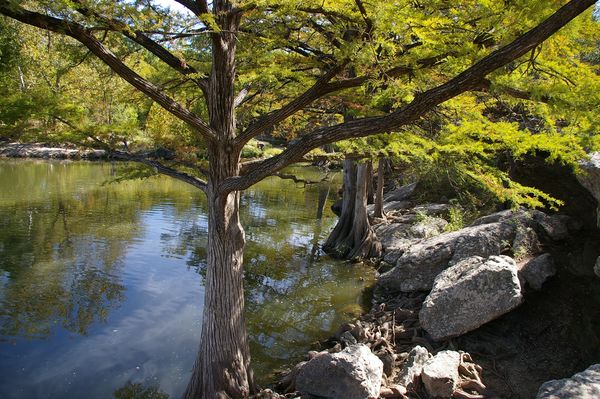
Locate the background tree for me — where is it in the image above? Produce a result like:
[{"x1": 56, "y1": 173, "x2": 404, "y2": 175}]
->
[{"x1": 1, "y1": 0, "x2": 599, "y2": 397}]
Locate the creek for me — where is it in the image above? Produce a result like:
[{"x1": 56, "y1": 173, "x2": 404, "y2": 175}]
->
[{"x1": 0, "y1": 160, "x2": 376, "y2": 398}]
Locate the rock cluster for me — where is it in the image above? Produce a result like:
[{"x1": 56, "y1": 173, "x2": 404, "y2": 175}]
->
[{"x1": 0, "y1": 143, "x2": 106, "y2": 159}]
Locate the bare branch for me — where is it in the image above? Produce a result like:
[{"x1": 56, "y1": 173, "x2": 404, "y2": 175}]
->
[
  {"x1": 0, "y1": 3, "x2": 217, "y2": 143},
  {"x1": 109, "y1": 151, "x2": 208, "y2": 192},
  {"x1": 475, "y1": 79, "x2": 551, "y2": 103},
  {"x1": 222, "y1": 0, "x2": 596, "y2": 194},
  {"x1": 273, "y1": 171, "x2": 330, "y2": 186}
]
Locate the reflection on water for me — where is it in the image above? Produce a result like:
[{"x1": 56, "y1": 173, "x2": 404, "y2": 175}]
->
[{"x1": 0, "y1": 160, "x2": 375, "y2": 398}]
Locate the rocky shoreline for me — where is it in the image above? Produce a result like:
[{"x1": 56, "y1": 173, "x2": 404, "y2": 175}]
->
[
  {"x1": 256, "y1": 154, "x2": 600, "y2": 399},
  {"x1": 4, "y1": 143, "x2": 599, "y2": 398},
  {"x1": 0, "y1": 143, "x2": 107, "y2": 160}
]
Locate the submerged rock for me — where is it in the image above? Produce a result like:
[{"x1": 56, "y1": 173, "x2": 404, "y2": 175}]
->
[
  {"x1": 520, "y1": 253, "x2": 556, "y2": 290},
  {"x1": 421, "y1": 350, "x2": 461, "y2": 398},
  {"x1": 419, "y1": 255, "x2": 523, "y2": 341},
  {"x1": 595, "y1": 256, "x2": 600, "y2": 279},
  {"x1": 536, "y1": 364, "x2": 600, "y2": 398},
  {"x1": 295, "y1": 344, "x2": 383, "y2": 399}
]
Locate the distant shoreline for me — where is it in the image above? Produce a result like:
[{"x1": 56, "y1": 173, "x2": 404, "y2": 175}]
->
[{"x1": 0, "y1": 143, "x2": 107, "y2": 160}]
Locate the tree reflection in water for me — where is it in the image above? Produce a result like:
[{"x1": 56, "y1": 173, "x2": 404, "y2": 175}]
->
[
  {"x1": 0, "y1": 161, "x2": 374, "y2": 397},
  {"x1": 113, "y1": 381, "x2": 169, "y2": 399}
]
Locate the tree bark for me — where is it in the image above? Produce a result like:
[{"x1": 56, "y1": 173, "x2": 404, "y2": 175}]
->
[
  {"x1": 366, "y1": 161, "x2": 374, "y2": 205},
  {"x1": 185, "y1": 6, "x2": 253, "y2": 397},
  {"x1": 347, "y1": 163, "x2": 382, "y2": 259},
  {"x1": 373, "y1": 158, "x2": 386, "y2": 219},
  {"x1": 323, "y1": 159, "x2": 357, "y2": 256},
  {"x1": 324, "y1": 160, "x2": 381, "y2": 260},
  {"x1": 184, "y1": 152, "x2": 254, "y2": 399}
]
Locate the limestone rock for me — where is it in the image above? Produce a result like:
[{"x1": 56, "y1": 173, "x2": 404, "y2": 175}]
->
[
  {"x1": 419, "y1": 255, "x2": 523, "y2": 341},
  {"x1": 536, "y1": 364, "x2": 600, "y2": 398},
  {"x1": 471, "y1": 209, "x2": 517, "y2": 226},
  {"x1": 421, "y1": 350, "x2": 461, "y2": 398},
  {"x1": 409, "y1": 217, "x2": 448, "y2": 239},
  {"x1": 520, "y1": 253, "x2": 556, "y2": 290},
  {"x1": 384, "y1": 182, "x2": 417, "y2": 202},
  {"x1": 533, "y1": 213, "x2": 570, "y2": 241},
  {"x1": 577, "y1": 152, "x2": 600, "y2": 228},
  {"x1": 396, "y1": 345, "x2": 431, "y2": 389},
  {"x1": 384, "y1": 200, "x2": 412, "y2": 213},
  {"x1": 412, "y1": 203, "x2": 451, "y2": 216},
  {"x1": 295, "y1": 344, "x2": 383, "y2": 399},
  {"x1": 378, "y1": 222, "x2": 515, "y2": 292},
  {"x1": 512, "y1": 225, "x2": 542, "y2": 260},
  {"x1": 367, "y1": 200, "x2": 411, "y2": 218}
]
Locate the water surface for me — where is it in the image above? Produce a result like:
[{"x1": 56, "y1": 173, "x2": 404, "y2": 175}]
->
[{"x1": 0, "y1": 160, "x2": 375, "y2": 398}]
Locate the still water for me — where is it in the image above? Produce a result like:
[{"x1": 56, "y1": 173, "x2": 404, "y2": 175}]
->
[{"x1": 0, "y1": 160, "x2": 375, "y2": 398}]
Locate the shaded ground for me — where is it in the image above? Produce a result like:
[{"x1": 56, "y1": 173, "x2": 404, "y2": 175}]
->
[{"x1": 457, "y1": 232, "x2": 600, "y2": 398}]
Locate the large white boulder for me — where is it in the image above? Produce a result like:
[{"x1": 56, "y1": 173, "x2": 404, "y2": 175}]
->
[
  {"x1": 295, "y1": 344, "x2": 383, "y2": 399},
  {"x1": 420, "y1": 255, "x2": 523, "y2": 341}
]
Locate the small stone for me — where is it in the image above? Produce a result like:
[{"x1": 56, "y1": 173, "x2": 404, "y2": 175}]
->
[
  {"x1": 396, "y1": 345, "x2": 430, "y2": 388},
  {"x1": 422, "y1": 350, "x2": 461, "y2": 398},
  {"x1": 340, "y1": 331, "x2": 358, "y2": 347}
]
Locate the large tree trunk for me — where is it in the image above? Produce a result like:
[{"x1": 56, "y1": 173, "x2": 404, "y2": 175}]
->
[
  {"x1": 324, "y1": 160, "x2": 382, "y2": 260},
  {"x1": 323, "y1": 159, "x2": 357, "y2": 256},
  {"x1": 184, "y1": 152, "x2": 254, "y2": 399},
  {"x1": 185, "y1": 7, "x2": 253, "y2": 397}
]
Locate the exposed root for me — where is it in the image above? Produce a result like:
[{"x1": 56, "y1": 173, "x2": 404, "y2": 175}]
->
[{"x1": 263, "y1": 291, "x2": 492, "y2": 399}]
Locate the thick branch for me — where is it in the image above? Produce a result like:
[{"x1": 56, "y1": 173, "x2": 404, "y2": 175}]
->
[
  {"x1": 235, "y1": 64, "x2": 346, "y2": 146},
  {"x1": 236, "y1": 52, "x2": 455, "y2": 147},
  {"x1": 173, "y1": 0, "x2": 208, "y2": 15},
  {"x1": 222, "y1": 0, "x2": 595, "y2": 193},
  {"x1": 109, "y1": 151, "x2": 208, "y2": 192},
  {"x1": 0, "y1": 3, "x2": 217, "y2": 143},
  {"x1": 72, "y1": 0, "x2": 208, "y2": 91}
]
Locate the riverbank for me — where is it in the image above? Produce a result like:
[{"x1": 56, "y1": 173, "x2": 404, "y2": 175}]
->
[
  {"x1": 259, "y1": 160, "x2": 600, "y2": 399},
  {"x1": 0, "y1": 142, "x2": 106, "y2": 160}
]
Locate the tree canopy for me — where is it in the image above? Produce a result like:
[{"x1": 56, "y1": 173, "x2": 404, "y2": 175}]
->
[{"x1": 1, "y1": 0, "x2": 599, "y2": 397}]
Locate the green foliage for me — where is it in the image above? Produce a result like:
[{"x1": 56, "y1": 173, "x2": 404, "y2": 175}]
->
[
  {"x1": 0, "y1": 0, "x2": 598, "y2": 200},
  {"x1": 445, "y1": 204, "x2": 466, "y2": 232}
]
